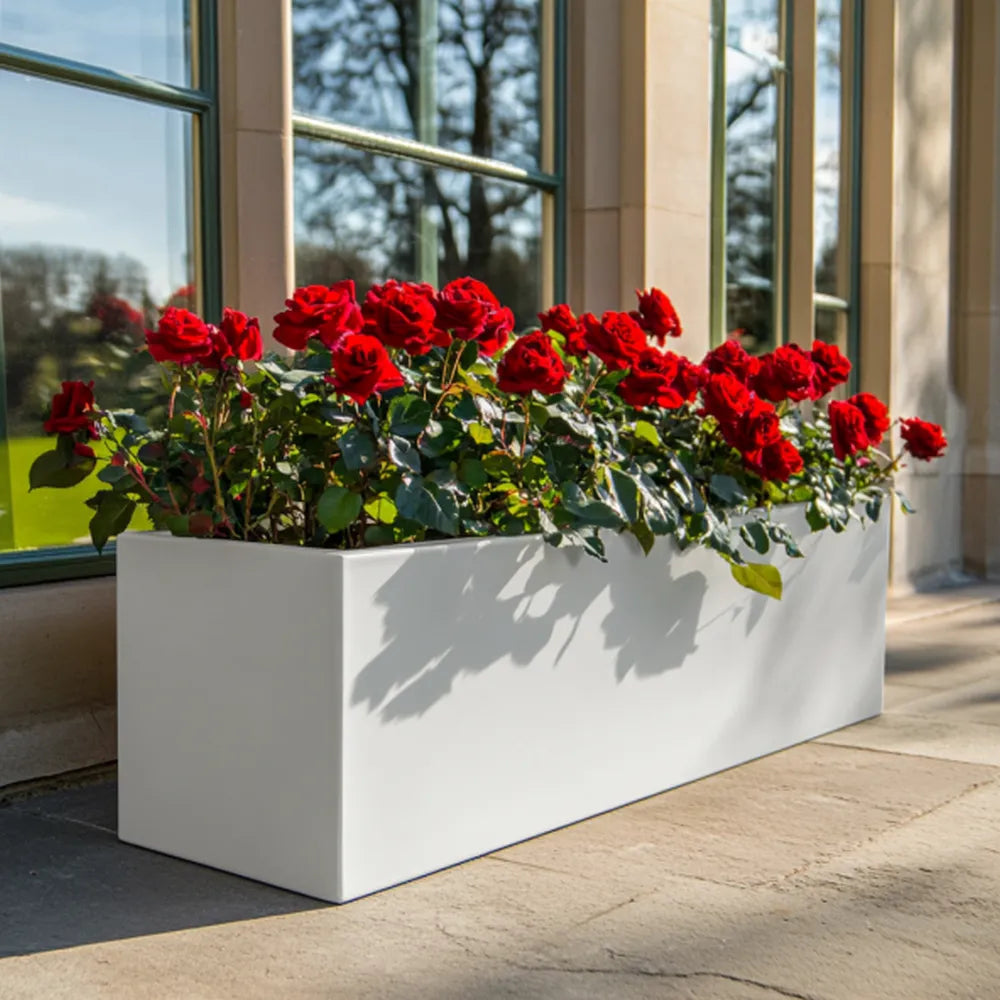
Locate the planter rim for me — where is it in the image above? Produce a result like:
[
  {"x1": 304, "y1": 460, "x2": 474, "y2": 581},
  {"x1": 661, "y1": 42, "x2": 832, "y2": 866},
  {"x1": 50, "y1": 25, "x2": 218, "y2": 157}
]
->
[{"x1": 118, "y1": 501, "x2": 821, "y2": 562}]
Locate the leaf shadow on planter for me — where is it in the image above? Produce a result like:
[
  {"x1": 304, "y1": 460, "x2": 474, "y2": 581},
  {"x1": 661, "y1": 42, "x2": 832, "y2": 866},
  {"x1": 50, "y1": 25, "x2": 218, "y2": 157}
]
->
[{"x1": 350, "y1": 537, "x2": 710, "y2": 722}]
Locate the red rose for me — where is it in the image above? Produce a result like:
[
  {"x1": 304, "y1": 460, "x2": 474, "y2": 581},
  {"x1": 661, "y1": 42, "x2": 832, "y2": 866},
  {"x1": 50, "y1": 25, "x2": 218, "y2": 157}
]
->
[
  {"x1": 633, "y1": 288, "x2": 682, "y2": 344},
  {"x1": 746, "y1": 439, "x2": 804, "y2": 482},
  {"x1": 363, "y1": 280, "x2": 448, "y2": 356},
  {"x1": 847, "y1": 392, "x2": 890, "y2": 445},
  {"x1": 673, "y1": 356, "x2": 708, "y2": 402},
  {"x1": 729, "y1": 396, "x2": 782, "y2": 461},
  {"x1": 617, "y1": 347, "x2": 683, "y2": 408},
  {"x1": 900, "y1": 417, "x2": 947, "y2": 461},
  {"x1": 211, "y1": 308, "x2": 262, "y2": 366},
  {"x1": 496, "y1": 331, "x2": 568, "y2": 396},
  {"x1": 538, "y1": 304, "x2": 588, "y2": 358},
  {"x1": 44, "y1": 380, "x2": 100, "y2": 440},
  {"x1": 89, "y1": 294, "x2": 143, "y2": 333},
  {"x1": 828, "y1": 400, "x2": 870, "y2": 460},
  {"x1": 476, "y1": 306, "x2": 514, "y2": 357},
  {"x1": 752, "y1": 344, "x2": 816, "y2": 403},
  {"x1": 273, "y1": 282, "x2": 363, "y2": 351},
  {"x1": 435, "y1": 277, "x2": 500, "y2": 340},
  {"x1": 238, "y1": 390, "x2": 254, "y2": 410},
  {"x1": 146, "y1": 307, "x2": 216, "y2": 365},
  {"x1": 73, "y1": 443, "x2": 96, "y2": 460},
  {"x1": 702, "y1": 372, "x2": 752, "y2": 428},
  {"x1": 325, "y1": 333, "x2": 405, "y2": 404},
  {"x1": 582, "y1": 311, "x2": 646, "y2": 370},
  {"x1": 703, "y1": 338, "x2": 761, "y2": 383},
  {"x1": 811, "y1": 340, "x2": 852, "y2": 397}
]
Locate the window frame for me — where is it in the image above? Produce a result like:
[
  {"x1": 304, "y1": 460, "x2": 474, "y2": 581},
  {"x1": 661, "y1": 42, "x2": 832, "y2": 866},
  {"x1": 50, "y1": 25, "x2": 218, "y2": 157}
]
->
[
  {"x1": 0, "y1": 0, "x2": 220, "y2": 588},
  {"x1": 290, "y1": 0, "x2": 567, "y2": 305}
]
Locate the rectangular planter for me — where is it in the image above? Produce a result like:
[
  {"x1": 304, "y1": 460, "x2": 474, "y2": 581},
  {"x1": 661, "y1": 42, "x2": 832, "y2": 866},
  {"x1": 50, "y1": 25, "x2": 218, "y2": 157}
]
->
[{"x1": 117, "y1": 506, "x2": 888, "y2": 903}]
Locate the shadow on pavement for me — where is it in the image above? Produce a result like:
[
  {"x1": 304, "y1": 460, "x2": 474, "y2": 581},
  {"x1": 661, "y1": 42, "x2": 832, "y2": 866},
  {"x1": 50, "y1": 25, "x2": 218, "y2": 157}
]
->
[{"x1": 0, "y1": 776, "x2": 326, "y2": 957}]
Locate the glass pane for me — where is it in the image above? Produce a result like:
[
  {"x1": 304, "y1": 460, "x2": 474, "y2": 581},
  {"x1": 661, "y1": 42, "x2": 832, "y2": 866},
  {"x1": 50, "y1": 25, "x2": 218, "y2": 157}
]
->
[
  {"x1": 292, "y1": 0, "x2": 543, "y2": 170},
  {"x1": 724, "y1": 42, "x2": 779, "y2": 353},
  {"x1": 726, "y1": 0, "x2": 780, "y2": 60},
  {"x1": 815, "y1": 0, "x2": 844, "y2": 298},
  {"x1": 0, "y1": 71, "x2": 195, "y2": 553},
  {"x1": 0, "y1": 0, "x2": 192, "y2": 87},
  {"x1": 294, "y1": 139, "x2": 543, "y2": 329}
]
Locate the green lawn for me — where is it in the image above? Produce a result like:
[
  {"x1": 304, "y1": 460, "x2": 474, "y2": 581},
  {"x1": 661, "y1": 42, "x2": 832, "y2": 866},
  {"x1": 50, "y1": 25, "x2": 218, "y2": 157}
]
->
[{"x1": 2, "y1": 437, "x2": 149, "y2": 551}]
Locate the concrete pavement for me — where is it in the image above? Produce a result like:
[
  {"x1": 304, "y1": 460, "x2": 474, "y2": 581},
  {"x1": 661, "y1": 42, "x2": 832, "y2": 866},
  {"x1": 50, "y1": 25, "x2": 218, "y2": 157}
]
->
[{"x1": 2, "y1": 586, "x2": 1000, "y2": 998}]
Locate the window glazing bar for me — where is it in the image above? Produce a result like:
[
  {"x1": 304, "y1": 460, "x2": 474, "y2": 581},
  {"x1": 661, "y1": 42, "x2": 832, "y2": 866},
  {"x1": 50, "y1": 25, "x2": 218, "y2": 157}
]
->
[
  {"x1": 292, "y1": 114, "x2": 561, "y2": 191},
  {"x1": 0, "y1": 545, "x2": 115, "y2": 588},
  {"x1": 0, "y1": 42, "x2": 212, "y2": 112}
]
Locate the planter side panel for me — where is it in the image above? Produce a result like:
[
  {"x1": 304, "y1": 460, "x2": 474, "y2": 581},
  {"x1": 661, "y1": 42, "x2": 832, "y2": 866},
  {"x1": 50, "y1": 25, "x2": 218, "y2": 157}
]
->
[
  {"x1": 117, "y1": 534, "x2": 344, "y2": 901},
  {"x1": 339, "y1": 511, "x2": 887, "y2": 900}
]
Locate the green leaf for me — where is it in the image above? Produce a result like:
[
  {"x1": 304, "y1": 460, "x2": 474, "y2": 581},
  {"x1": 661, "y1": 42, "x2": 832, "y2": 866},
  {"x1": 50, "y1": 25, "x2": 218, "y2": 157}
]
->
[
  {"x1": 395, "y1": 477, "x2": 459, "y2": 535},
  {"x1": 740, "y1": 520, "x2": 770, "y2": 555},
  {"x1": 730, "y1": 562, "x2": 783, "y2": 600},
  {"x1": 482, "y1": 452, "x2": 518, "y2": 479},
  {"x1": 364, "y1": 495, "x2": 398, "y2": 524},
  {"x1": 88, "y1": 493, "x2": 137, "y2": 553},
  {"x1": 388, "y1": 394, "x2": 432, "y2": 436},
  {"x1": 896, "y1": 490, "x2": 916, "y2": 514},
  {"x1": 97, "y1": 464, "x2": 129, "y2": 485},
  {"x1": 458, "y1": 457, "x2": 489, "y2": 488},
  {"x1": 633, "y1": 420, "x2": 661, "y2": 447},
  {"x1": 316, "y1": 486, "x2": 362, "y2": 533},
  {"x1": 709, "y1": 474, "x2": 746, "y2": 505},
  {"x1": 631, "y1": 518, "x2": 656, "y2": 555},
  {"x1": 388, "y1": 435, "x2": 421, "y2": 474},
  {"x1": 560, "y1": 481, "x2": 625, "y2": 529},
  {"x1": 805, "y1": 501, "x2": 828, "y2": 532},
  {"x1": 364, "y1": 524, "x2": 395, "y2": 546},
  {"x1": 29, "y1": 449, "x2": 95, "y2": 490},
  {"x1": 865, "y1": 493, "x2": 884, "y2": 521},
  {"x1": 608, "y1": 468, "x2": 640, "y2": 523},
  {"x1": 339, "y1": 428, "x2": 377, "y2": 471},
  {"x1": 468, "y1": 422, "x2": 493, "y2": 445}
]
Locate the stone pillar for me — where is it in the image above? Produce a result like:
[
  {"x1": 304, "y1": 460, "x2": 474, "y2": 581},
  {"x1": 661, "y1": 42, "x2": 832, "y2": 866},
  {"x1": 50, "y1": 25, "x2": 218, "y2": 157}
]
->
[
  {"x1": 217, "y1": 0, "x2": 294, "y2": 344},
  {"x1": 859, "y1": 0, "x2": 964, "y2": 590},
  {"x1": 567, "y1": 0, "x2": 713, "y2": 357},
  {"x1": 954, "y1": 0, "x2": 1000, "y2": 578}
]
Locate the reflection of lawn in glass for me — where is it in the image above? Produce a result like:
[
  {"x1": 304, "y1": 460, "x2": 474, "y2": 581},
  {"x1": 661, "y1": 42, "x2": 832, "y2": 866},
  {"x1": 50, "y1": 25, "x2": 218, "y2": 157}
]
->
[{"x1": 4, "y1": 437, "x2": 150, "y2": 551}]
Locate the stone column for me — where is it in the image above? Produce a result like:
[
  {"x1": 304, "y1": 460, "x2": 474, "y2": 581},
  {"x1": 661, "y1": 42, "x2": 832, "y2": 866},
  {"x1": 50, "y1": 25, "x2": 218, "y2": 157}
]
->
[{"x1": 217, "y1": 0, "x2": 294, "y2": 344}]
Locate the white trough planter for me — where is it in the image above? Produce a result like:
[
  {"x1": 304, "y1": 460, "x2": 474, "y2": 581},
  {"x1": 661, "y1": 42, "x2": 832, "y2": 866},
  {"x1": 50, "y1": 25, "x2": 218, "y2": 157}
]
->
[{"x1": 117, "y1": 506, "x2": 888, "y2": 903}]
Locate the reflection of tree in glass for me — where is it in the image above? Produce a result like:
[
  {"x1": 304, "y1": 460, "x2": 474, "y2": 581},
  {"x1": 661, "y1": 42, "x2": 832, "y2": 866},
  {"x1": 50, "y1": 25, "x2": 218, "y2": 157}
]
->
[
  {"x1": 293, "y1": 0, "x2": 543, "y2": 326},
  {"x1": 1, "y1": 246, "x2": 164, "y2": 434}
]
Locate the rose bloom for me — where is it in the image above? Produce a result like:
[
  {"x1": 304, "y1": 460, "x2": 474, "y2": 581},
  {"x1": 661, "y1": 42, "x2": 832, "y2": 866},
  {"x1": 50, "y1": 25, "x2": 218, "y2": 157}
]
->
[
  {"x1": 435, "y1": 277, "x2": 500, "y2": 340},
  {"x1": 673, "y1": 356, "x2": 707, "y2": 402},
  {"x1": 325, "y1": 333, "x2": 404, "y2": 404},
  {"x1": 581, "y1": 311, "x2": 646, "y2": 370},
  {"x1": 538, "y1": 303, "x2": 588, "y2": 358},
  {"x1": 745, "y1": 439, "x2": 804, "y2": 482},
  {"x1": 811, "y1": 340, "x2": 852, "y2": 397},
  {"x1": 702, "y1": 372, "x2": 752, "y2": 429},
  {"x1": 828, "y1": 399, "x2": 870, "y2": 461},
  {"x1": 702, "y1": 338, "x2": 761, "y2": 383},
  {"x1": 273, "y1": 282, "x2": 363, "y2": 351},
  {"x1": 496, "y1": 331, "x2": 568, "y2": 396},
  {"x1": 753, "y1": 344, "x2": 816, "y2": 403},
  {"x1": 44, "y1": 380, "x2": 99, "y2": 437},
  {"x1": 617, "y1": 347, "x2": 684, "y2": 408},
  {"x1": 476, "y1": 306, "x2": 514, "y2": 357},
  {"x1": 210, "y1": 308, "x2": 262, "y2": 366},
  {"x1": 146, "y1": 307, "x2": 216, "y2": 365},
  {"x1": 363, "y1": 280, "x2": 448, "y2": 356},
  {"x1": 633, "y1": 287, "x2": 682, "y2": 344},
  {"x1": 900, "y1": 417, "x2": 947, "y2": 461},
  {"x1": 845, "y1": 392, "x2": 890, "y2": 446}
]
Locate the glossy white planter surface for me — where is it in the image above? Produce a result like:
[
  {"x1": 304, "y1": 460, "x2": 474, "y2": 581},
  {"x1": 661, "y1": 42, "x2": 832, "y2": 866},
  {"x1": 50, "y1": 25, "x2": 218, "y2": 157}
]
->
[{"x1": 117, "y1": 507, "x2": 888, "y2": 902}]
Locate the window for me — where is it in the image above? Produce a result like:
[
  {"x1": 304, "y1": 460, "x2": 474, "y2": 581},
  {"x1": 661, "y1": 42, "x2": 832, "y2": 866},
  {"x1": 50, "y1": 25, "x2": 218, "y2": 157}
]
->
[
  {"x1": 813, "y1": 0, "x2": 860, "y2": 385},
  {"x1": 0, "y1": 0, "x2": 219, "y2": 585},
  {"x1": 711, "y1": 0, "x2": 789, "y2": 354},
  {"x1": 291, "y1": 0, "x2": 565, "y2": 329}
]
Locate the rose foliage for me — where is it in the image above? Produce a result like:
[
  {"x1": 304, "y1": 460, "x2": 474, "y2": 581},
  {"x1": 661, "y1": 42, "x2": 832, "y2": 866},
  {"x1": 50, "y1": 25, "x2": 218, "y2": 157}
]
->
[{"x1": 32, "y1": 281, "x2": 946, "y2": 598}]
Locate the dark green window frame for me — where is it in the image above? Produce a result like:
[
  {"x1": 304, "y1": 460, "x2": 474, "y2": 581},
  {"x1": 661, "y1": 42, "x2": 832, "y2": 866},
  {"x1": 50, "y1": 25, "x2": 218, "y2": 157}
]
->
[
  {"x1": 0, "y1": 2, "x2": 221, "y2": 588},
  {"x1": 292, "y1": 0, "x2": 568, "y2": 304}
]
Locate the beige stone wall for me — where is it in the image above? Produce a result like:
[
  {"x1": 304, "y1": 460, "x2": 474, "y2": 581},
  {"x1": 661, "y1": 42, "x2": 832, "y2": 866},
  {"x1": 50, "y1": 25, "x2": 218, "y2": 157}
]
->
[{"x1": 567, "y1": 0, "x2": 712, "y2": 358}]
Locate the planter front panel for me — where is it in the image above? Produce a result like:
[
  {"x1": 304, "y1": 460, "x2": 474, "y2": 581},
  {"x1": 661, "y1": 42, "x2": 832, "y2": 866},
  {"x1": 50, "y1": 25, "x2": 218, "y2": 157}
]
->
[{"x1": 118, "y1": 510, "x2": 887, "y2": 902}]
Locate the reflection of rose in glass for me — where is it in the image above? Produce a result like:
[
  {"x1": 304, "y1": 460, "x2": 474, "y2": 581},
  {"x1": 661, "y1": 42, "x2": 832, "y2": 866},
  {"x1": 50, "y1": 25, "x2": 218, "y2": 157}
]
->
[
  {"x1": 88, "y1": 293, "x2": 145, "y2": 340},
  {"x1": 165, "y1": 284, "x2": 196, "y2": 310}
]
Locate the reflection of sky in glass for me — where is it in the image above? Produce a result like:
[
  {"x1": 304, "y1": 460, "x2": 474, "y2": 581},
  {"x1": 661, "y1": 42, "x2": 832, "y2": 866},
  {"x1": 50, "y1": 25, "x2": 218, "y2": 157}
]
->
[
  {"x1": 292, "y1": 0, "x2": 541, "y2": 169},
  {"x1": 0, "y1": 72, "x2": 193, "y2": 303},
  {"x1": 0, "y1": 0, "x2": 190, "y2": 85},
  {"x1": 726, "y1": 0, "x2": 779, "y2": 58},
  {"x1": 814, "y1": 0, "x2": 842, "y2": 289}
]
